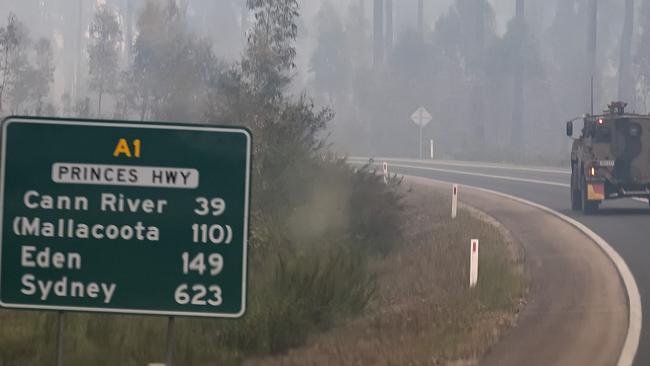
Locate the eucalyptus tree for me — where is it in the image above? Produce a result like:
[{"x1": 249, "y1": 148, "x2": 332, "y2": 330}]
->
[
  {"x1": 0, "y1": 14, "x2": 20, "y2": 112},
  {"x1": 87, "y1": 5, "x2": 122, "y2": 115},
  {"x1": 636, "y1": 0, "x2": 650, "y2": 111}
]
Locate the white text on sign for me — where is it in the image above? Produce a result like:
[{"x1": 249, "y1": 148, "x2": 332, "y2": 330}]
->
[{"x1": 52, "y1": 163, "x2": 199, "y2": 189}]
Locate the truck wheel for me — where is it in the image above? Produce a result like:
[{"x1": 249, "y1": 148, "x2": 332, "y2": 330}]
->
[
  {"x1": 581, "y1": 179, "x2": 599, "y2": 214},
  {"x1": 570, "y1": 170, "x2": 581, "y2": 211}
]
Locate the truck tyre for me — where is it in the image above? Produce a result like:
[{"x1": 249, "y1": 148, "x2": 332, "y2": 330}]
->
[
  {"x1": 570, "y1": 168, "x2": 581, "y2": 210},
  {"x1": 581, "y1": 178, "x2": 599, "y2": 214}
]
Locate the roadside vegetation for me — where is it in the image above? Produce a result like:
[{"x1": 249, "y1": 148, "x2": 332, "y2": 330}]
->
[
  {"x1": 246, "y1": 182, "x2": 528, "y2": 365},
  {"x1": 0, "y1": 1, "x2": 405, "y2": 365}
]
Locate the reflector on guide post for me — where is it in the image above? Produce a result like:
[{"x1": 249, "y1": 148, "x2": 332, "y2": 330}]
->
[
  {"x1": 451, "y1": 184, "x2": 458, "y2": 219},
  {"x1": 470, "y1": 239, "x2": 479, "y2": 288}
]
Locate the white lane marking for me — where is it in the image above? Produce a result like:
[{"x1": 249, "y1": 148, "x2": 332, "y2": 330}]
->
[
  {"x1": 405, "y1": 175, "x2": 642, "y2": 366},
  {"x1": 632, "y1": 197, "x2": 649, "y2": 203},
  {"x1": 349, "y1": 160, "x2": 570, "y2": 187},
  {"x1": 348, "y1": 157, "x2": 571, "y2": 175}
]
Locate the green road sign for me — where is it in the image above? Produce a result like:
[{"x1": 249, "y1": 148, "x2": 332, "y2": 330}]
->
[{"x1": 0, "y1": 117, "x2": 251, "y2": 318}]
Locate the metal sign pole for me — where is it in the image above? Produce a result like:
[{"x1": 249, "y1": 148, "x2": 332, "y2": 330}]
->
[
  {"x1": 166, "y1": 316, "x2": 175, "y2": 366},
  {"x1": 56, "y1": 311, "x2": 64, "y2": 366},
  {"x1": 419, "y1": 125, "x2": 423, "y2": 159}
]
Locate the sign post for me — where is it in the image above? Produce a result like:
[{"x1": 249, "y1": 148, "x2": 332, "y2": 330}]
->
[
  {"x1": 410, "y1": 106, "x2": 432, "y2": 159},
  {"x1": 470, "y1": 239, "x2": 479, "y2": 288},
  {"x1": 56, "y1": 311, "x2": 64, "y2": 366},
  {"x1": 0, "y1": 117, "x2": 251, "y2": 319},
  {"x1": 166, "y1": 316, "x2": 175, "y2": 366}
]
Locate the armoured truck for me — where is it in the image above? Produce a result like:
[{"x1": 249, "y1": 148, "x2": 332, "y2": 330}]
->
[{"x1": 566, "y1": 102, "x2": 650, "y2": 213}]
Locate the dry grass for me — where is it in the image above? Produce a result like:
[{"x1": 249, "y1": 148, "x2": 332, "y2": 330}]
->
[{"x1": 245, "y1": 183, "x2": 528, "y2": 366}]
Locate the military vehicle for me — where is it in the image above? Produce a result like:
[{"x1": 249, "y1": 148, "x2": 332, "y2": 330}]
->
[{"x1": 566, "y1": 102, "x2": 650, "y2": 214}]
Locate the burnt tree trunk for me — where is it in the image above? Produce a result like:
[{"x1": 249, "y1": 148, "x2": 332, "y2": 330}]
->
[
  {"x1": 471, "y1": 0, "x2": 486, "y2": 147},
  {"x1": 385, "y1": 0, "x2": 393, "y2": 54},
  {"x1": 126, "y1": 0, "x2": 133, "y2": 61},
  {"x1": 75, "y1": 0, "x2": 83, "y2": 100},
  {"x1": 373, "y1": 0, "x2": 384, "y2": 68},
  {"x1": 417, "y1": 0, "x2": 424, "y2": 40},
  {"x1": 618, "y1": 0, "x2": 634, "y2": 104},
  {"x1": 510, "y1": 0, "x2": 525, "y2": 151},
  {"x1": 586, "y1": 0, "x2": 598, "y2": 113}
]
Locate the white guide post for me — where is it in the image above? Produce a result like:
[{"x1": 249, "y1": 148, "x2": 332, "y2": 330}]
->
[
  {"x1": 383, "y1": 161, "x2": 389, "y2": 185},
  {"x1": 470, "y1": 239, "x2": 479, "y2": 288},
  {"x1": 430, "y1": 139, "x2": 434, "y2": 160},
  {"x1": 451, "y1": 184, "x2": 458, "y2": 219}
]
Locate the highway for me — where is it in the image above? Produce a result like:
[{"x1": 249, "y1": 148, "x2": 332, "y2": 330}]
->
[{"x1": 350, "y1": 157, "x2": 648, "y2": 366}]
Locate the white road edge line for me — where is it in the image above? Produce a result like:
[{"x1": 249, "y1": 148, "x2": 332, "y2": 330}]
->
[
  {"x1": 401, "y1": 173, "x2": 641, "y2": 366},
  {"x1": 350, "y1": 160, "x2": 571, "y2": 188},
  {"x1": 352, "y1": 159, "x2": 649, "y2": 206},
  {"x1": 348, "y1": 156, "x2": 572, "y2": 175}
]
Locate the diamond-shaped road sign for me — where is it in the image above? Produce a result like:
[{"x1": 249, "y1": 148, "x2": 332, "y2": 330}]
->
[{"x1": 410, "y1": 107, "x2": 432, "y2": 127}]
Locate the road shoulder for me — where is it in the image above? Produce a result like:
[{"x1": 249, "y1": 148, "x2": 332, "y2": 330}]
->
[
  {"x1": 406, "y1": 175, "x2": 628, "y2": 366},
  {"x1": 244, "y1": 178, "x2": 527, "y2": 365}
]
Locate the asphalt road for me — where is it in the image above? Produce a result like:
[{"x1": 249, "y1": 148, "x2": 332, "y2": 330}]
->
[
  {"x1": 410, "y1": 176, "x2": 626, "y2": 366},
  {"x1": 351, "y1": 157, "x2": 648, "y2": 366}
]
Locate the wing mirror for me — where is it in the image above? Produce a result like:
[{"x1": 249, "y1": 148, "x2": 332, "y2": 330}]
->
[{"x1": 566, "y1": 121, "x2": 573, "y2": 138}]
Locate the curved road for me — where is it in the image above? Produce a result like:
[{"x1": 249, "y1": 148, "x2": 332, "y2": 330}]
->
[{"x1": 351, "y1": 157, "x2": 648, "y2": 366}]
